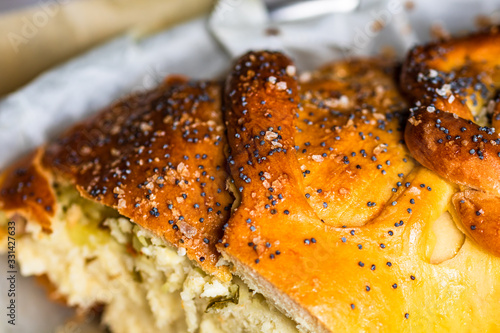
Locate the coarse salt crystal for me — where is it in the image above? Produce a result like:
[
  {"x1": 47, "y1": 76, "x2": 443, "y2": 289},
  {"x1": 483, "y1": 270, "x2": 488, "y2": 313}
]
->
[
  {"x1": 429, "y1": 69, "x2": 438, "y2": 77},
  {"x1": 117, "y1": 199, "x2": 127, "y2": 209},
  {"x1": 312, "y1": 155, "x2": 324, "y2": 162},
  {"x1": 276, "y1": 81, "x2": 287, "y2": 90},
  {"x1": 339, "y1": 95, "x2": 349, "y2": 107},
  {"x1": 265, "y1": 131, "x2": 278, "y2": 140},
  {"x1": 299, "y1": 72, "x2": 312, "y2": 83},
  {"x1": 271, "y1": 141, "x2": 283, "y2": 148}
]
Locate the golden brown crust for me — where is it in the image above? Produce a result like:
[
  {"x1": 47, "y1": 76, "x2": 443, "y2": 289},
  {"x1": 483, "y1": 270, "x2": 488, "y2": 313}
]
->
[
  {"x1": 405, "y1": 108, "x2": 500, "y2": 195},
  {"x1": 452, "y1": 190, "x2": 500, "y2": 257},
  {"x1": 301, "y1": 58, "x2": 407, "y2": 114},
  {"x1": 219, "y1": 51, "x2": 500, "y2": 332},
  {"x1": 402, "y1": 27, "x2": 500, "y2": 257},
  {"x1": 220, "y1": 50, "x2": 327, "y2": 331},
  {"x1": 45, "y1": 78, "x2": 233, "y2": 280},
  {"x1": 0, "y1": 148, "x2": 56, "y2": 231},
  {"x1": 0, "y1": 78, "x2": 234, "y2": 280},
  {"x1": 492, "y1": 94, "x2": 500, "y2": 130},
  {"x1": 401, "y1": 26, "x2": 500, "y2": 120},
  {"x1": 223, "y1": 51, "x2": 305, "y2": 214},
  {"x1": 297, "y1": 59, "x2": 413, "y2": 227}
]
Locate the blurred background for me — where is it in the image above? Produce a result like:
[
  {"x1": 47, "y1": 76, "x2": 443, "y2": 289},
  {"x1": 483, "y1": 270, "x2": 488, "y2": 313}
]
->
[
  {"x1": 1, "y1": 0, "x2": 499, "y2": 98},
  {"x1": 0, "y1": 0, "x2": 214, "y2": 97},
  {"x1": 0, "y1": 0, "x2": 38, "y2": 12}
]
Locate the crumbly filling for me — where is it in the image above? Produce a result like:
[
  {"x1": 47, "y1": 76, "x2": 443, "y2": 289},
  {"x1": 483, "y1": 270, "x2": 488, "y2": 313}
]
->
[{"x1": 0, "y1": 184, "x2": 297, "y2": 333}]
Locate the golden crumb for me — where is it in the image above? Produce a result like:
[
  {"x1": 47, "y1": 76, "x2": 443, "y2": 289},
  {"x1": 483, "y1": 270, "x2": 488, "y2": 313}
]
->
[
  {"x1": 430, "y1": 23, "x2": 451, "y2": 41},
  {"x1": 372, "y1": 20, "x2": 385, "y2": 32},
  {"x1": 379, "y1": 45, "x2": 396, "y2": 59},
  {"x1": 404, "y1": 1, "x2": 415, "y2": 11},
  {"x1": 475, "y1": 14, "x2": 498, "y2": 29}
]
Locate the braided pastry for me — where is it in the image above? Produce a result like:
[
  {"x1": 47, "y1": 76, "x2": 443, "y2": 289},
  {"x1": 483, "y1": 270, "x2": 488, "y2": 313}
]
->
[
  {"x1": 1, "y1": 77, "x2": 233, "y2": 281},
  {"x1": 219, "y1": 50, "x2": 500, "y2": 333},
  {"x1": 403, "y1": 26, "x2": 500, "y2": 257},
  {"x1": 1, "y1": 33, "x2": 500, "y2": 333}
]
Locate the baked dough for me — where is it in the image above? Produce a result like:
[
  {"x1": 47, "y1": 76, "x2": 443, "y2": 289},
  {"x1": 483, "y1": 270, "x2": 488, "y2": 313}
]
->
[
  {"x1": 219, "y1": 50, "x2": 500, "y2": 332},
  {"x1": 2, "y1": 28, "x2": 500, "y2": 333},
  {"x1": 403, "y1": 26, "x2": 500, "y2": 258},
  {"x1": 1, "y1": 77, "x2": 233, "y2": 281}
]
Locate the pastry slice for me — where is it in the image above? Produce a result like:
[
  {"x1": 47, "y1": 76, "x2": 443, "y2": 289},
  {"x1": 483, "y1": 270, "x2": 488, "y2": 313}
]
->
[
  {"x1": 219, "y1": 50, "x2": 500, "y2": 333},
  {"x1": 2, "y1": 30, "x2": 500, "y2": 333},
  {"x1": 0, "y1": 77, "x2": 296, "y2": 332},
  {"x1": 403, "y1": 26, "x2": 500, "y2": 258}
]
